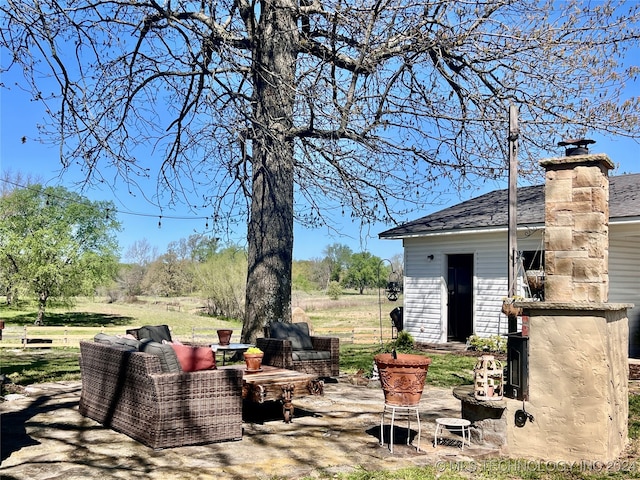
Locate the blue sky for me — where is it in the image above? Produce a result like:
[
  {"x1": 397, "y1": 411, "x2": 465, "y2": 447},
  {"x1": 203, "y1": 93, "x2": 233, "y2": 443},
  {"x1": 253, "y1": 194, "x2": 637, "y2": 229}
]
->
[
  {"x1": 0, "y1": 82, "x2": 405, "y2": 260},
  {"x1": 1, "y1": 58, "x2": 639, "y2": 262},
  {"x1": 0, "y1": 74, "x2": 404, "y2": 260}
]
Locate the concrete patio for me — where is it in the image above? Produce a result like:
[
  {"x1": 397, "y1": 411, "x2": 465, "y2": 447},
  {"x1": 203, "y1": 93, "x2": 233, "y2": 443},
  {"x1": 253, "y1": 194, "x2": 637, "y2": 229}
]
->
[{"x1": 1, "y1": 375, "x2": 499, "y2": 479}]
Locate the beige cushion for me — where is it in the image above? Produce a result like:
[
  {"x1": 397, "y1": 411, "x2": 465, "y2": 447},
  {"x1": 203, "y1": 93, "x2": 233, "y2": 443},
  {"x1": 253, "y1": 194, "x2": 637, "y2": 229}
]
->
[{"x1": 94, "y1": 333, "x2": 140, "y2": 350}]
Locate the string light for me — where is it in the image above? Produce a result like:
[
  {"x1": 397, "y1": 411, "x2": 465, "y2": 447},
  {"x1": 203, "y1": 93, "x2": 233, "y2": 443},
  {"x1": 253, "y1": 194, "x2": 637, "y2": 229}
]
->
[{"x1": 0, "y1": 178, "x2": 233, "y2": 226}]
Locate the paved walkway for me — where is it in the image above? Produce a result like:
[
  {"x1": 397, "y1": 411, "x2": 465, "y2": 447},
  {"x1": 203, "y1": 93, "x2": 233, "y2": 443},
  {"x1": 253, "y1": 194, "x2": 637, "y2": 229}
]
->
[{"x1": 1, "y1": 377, "x2": 498, "y2": 479}]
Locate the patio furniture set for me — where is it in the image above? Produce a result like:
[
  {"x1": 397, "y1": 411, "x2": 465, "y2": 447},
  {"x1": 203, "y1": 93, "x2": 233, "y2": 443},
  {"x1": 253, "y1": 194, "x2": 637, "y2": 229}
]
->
[
  {"x1": 79, "y1": 323, "x2": 472, "y2": 452},
  {"x1": 79, "y1": 322, "x2": 338, "y2": 448}
]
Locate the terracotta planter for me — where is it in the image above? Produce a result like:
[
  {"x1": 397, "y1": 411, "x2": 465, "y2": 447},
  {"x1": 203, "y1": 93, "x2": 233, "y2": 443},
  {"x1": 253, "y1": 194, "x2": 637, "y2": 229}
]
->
[
  {"x1": 501, "y1": 301, "x2": 522, "y2": 318},
  {"x1": 374, "y1": 353, "x2": 432, "y2": 406},
  {"x1": 244, "y1": 352, "x2": 264, "y2": 372},
  {"x1": 216, "y1": 329, "x2": 233, "y2": 346}
]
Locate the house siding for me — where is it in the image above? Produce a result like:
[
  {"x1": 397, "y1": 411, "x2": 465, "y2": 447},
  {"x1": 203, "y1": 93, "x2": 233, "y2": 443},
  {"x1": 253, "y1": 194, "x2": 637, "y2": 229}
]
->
[
  {"x1": 382, "y1": 173, "x2": 640, "y2": 354},
  {"x1": 403, "y1": 241, "x2": 445, "y2": 343},
  {"x1": 609, "y1": 224, "x2": 640, "y2": 356},
  {"x1": 400, "y1": 223, "x2": 640, "y2": 355},
  {"x1": 403, "y1": 229, "x2": 544, "y2": 343}
]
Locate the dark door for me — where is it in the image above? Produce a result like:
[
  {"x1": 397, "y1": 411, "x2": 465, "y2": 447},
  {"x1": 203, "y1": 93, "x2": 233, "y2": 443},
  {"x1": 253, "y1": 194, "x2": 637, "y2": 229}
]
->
[{"x1": 447, "y1": 254, "x2": 474, "y2": 342}]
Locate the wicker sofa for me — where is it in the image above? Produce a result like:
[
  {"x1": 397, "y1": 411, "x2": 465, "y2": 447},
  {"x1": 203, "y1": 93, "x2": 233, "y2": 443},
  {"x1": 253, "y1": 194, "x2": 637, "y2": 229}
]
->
[
  {"x1": 256, "y1": 322, "x2": 339, "y2": 378},
  {"x1": 78, "y1": 341, "x2": 243, "y2": 449}
]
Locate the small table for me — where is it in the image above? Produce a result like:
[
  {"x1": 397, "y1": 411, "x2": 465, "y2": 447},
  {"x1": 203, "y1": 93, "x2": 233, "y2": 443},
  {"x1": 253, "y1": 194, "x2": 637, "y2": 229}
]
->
[
  {"x1": 434, "y1": 417, "x2": 471, "y2": 450},
  {"x1": 229, "y1": 365, "x2": 323, "y2": 423},
  {"x1": 212, "y1": 343, "x2": 253, "y2": 365}
]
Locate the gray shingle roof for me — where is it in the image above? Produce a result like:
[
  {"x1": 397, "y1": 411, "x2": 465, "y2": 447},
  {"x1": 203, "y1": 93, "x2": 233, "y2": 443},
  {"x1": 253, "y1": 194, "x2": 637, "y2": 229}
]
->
[{"x1": 379, "y1": 173, "x2": 640, "y2": 239}]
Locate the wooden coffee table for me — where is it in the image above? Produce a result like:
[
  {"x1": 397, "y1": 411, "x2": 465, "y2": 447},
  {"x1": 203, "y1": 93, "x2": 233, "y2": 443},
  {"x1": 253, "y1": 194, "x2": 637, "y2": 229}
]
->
[{"x1": 229, "y1": 365, "x2": 323, "y2": 423}]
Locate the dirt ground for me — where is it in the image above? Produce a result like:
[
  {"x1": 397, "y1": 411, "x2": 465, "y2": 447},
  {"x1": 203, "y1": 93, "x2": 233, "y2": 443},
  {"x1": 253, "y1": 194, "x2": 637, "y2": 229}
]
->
[{"x1": 0, "y1": 376, "x2": 498, "y2": 479}]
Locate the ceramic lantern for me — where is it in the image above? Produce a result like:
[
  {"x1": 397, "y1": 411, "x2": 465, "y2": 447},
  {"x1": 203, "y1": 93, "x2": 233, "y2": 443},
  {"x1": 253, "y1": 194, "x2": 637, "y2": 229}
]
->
[{"x1": 473, "y1": 354, "x2": 504, "y2": 401}]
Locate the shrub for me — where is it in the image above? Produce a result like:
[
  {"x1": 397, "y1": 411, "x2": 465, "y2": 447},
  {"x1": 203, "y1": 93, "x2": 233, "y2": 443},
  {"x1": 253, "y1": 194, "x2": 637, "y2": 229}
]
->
[
  {"x1": 327, "y1": 280, "x2": 342, "y2": 300},
  {"x1": 467, "y1": 334, "x2": 507, "y2": 353},
  {"x1": 195, "y1": 246, "x2": 247, "y2": 319},
  {"x1": 383, "y1": 330, "x2": 415, "y2": 354}
]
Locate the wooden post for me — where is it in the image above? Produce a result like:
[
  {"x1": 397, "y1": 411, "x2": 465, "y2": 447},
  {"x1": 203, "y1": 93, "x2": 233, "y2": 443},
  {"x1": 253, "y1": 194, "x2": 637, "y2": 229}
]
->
[{"x1": 508, "y1": 104, "x2": 519, "y2": 332}]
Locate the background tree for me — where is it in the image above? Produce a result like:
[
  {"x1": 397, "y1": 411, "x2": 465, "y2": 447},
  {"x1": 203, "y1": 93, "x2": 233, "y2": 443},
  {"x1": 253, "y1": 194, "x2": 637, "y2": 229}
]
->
[
  {"x1": 327, "y1": 280, "x2": 343, "y2": 300},
  {"x1": 0, "y1": 172, "x2": 44, "y2": 305},
  {"x1": 123, "y1": 238, "x2": 158, "y2": 267},
  {"x1": 167, "y1": 234, "x2": 219, "y2": 263},
  {"x1": 142, "y1": 251, "x2": 194, "y2": 297},
  {"x1": 0, "y1": 185, "x2": 121, "y2": 323},
  {"x1": 194, "y1": 245, "x2": 247, "y2": 320},
  {"x1": 2, "y1": 1, "x2": 639, "y2": 341},
  {"x1": 292, "y1": 259, "x2": 317, "y2": 292},
  {"x1": 117, "y1": 238, "x2": 158, "y2": 298},
  {"x1": 342, "y1": 252, "x2": 384, "y2": 295},
  {"x1": 322, "y1": 244, "x2": 354, "y2": 286}
]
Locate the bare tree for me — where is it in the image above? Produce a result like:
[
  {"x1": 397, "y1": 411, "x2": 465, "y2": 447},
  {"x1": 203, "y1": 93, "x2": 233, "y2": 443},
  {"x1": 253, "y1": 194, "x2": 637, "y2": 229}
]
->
[
  {"x1": 2, "y1": 1, "x2": 639, "y2": 341},
  {"x1": 124, "y1": 238, "x2": 157, "y2": 267}
]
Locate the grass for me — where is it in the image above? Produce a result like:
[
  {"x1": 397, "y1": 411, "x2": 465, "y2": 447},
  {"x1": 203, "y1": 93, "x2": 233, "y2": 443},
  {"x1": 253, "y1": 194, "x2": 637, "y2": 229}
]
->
[
  {"x1": 0, "y1": 340, "x2": 475, "y2": 389},
  {"x1": 1, "y1": 349, "x2": 81, "y2": 386},
  {"x1": 340, "y1": 343, "x2": 476, "y2": 387},
  {"x1": 426, "y1": 353, "x2": 476, "y2": 387},
  {"x1": 332, "y1": 459, "x2": 640, "y2": 480},
  {"x1": 0, "y1": 293, "x2": 470, "y2": 388},
  {"x1": 631, "y1": 395, "x2": 640, "y2": 440},
  {"x1": 1, "y1": 296, "x2": 243, "y2": 335},
  {"x1": 295, "y1": 290, "x2": 390, "y2": 330},
  {"x1": 0, "y1": 292, "x2": 391, "y2": 385}
]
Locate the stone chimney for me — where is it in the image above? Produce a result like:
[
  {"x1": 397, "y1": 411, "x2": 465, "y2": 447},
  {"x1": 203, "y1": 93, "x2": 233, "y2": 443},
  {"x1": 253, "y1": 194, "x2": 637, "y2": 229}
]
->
[
  {"x1": 506, "y1": 140, "x2": 630, "y2": 463},
  {"x1": 540, "y1": 142, "x2": 615, "y2": 303}
]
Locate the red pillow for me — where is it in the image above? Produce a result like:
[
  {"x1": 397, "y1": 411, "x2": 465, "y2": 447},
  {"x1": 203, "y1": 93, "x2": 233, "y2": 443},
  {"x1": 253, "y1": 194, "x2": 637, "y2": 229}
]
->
[{"x1": 170, "y1": 344, "x2": 216, "y2": 372}]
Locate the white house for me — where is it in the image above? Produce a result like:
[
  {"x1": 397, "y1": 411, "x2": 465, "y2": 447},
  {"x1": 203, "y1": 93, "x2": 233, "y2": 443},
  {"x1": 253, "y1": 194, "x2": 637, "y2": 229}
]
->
[{"x1": 379, "y1": 173, "x2": 640, "y2": 356}]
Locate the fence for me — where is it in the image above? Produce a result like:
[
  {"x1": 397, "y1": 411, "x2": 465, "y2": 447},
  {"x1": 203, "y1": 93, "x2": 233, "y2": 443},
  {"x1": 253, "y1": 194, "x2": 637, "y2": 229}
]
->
[
  {"x1": 188, "y1": 327, "x2": 225, "y2": 345},
  {"x1": 313, "y1": 327, "x2": 392, "y2": 345},
  {"x1": 189, "y1": 326, "x2": 393, "y2": 345},
  {"x1": 0, "y1": 325, "x2": 128, "y2": 348},
  {"x1": 0, "y1": 325, "x2": 394, "y2": 348}
]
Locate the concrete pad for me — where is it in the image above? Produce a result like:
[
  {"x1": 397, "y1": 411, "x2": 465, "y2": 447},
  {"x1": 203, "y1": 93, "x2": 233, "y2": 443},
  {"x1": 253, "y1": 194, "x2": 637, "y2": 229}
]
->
[{"x1": 1, "y1": 377, "x2": 498, "y2": 479}]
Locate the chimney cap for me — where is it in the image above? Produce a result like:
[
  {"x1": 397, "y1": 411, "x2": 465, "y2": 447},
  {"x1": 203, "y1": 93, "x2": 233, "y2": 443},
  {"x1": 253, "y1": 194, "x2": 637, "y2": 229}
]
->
[
  {"x1": 558, "y1": 138, "x2": 595, "y2": 156},
  {"x1": 558, "y1": 138, "x2": 596, "y2": 147}
]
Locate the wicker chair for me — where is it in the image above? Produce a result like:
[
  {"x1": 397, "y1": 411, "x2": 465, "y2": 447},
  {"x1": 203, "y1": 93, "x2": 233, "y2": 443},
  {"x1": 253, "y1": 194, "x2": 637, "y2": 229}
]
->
[
  {"x1": 256, "y1": 322, "x2": 339, "y2": 378},
  {"x1": 78, "y1": 341, "x2": 243, "y2": 449}
]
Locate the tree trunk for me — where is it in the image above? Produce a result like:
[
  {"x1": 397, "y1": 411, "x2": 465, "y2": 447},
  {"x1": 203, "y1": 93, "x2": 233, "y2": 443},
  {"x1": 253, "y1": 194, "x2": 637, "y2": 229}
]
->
[
  {"x1": 36, "y1": 291, "x2": 47, "y2": 325},
  {"x1": 242, "y1": 0, "x2": 297, "y2": 344}
]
